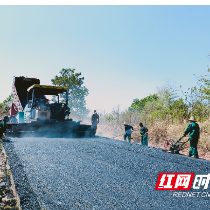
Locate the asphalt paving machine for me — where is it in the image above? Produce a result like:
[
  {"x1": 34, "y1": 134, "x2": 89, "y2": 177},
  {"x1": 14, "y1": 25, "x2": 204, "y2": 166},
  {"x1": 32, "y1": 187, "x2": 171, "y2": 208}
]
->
[
  {"x1": 163, "y1": 136, "x2": 190, "y2": 154},
  {"x1": 5, "y1": 76, "x2": 95, "y2": 137}
]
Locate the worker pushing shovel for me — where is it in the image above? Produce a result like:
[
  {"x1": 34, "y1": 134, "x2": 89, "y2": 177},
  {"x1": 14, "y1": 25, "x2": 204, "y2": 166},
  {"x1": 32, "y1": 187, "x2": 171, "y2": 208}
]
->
[
  {"x1": 113, "y1": 123, "x2": 148, "y2": 145},
  {"x1": 139, "y1": 122, "x2": 148, "y2": 146},
  {"x1": 123, "y1": 122, "x2": 134, "y2": 143}
]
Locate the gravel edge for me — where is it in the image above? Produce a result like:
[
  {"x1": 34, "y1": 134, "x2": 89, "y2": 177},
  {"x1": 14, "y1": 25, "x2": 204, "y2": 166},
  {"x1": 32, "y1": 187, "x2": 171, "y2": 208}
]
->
[{"x1": 0, "y1": 138, "x2": 21, "y2": 210}]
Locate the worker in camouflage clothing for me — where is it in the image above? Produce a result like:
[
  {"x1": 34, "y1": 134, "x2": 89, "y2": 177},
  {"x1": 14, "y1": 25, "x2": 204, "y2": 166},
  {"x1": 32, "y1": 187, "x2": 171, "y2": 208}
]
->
[
  {"x1": 183, "y1": 116, "x2": 200, "y2": 158},
  {"x1": 139, "y1": 122, "x2": 148, "y2": 146}
]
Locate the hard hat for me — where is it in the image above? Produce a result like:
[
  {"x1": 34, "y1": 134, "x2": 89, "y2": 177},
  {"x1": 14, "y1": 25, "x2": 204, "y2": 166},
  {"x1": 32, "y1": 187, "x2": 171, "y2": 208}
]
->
[
  {"x1": 123, "y1": 122, "x2": 127, "y2": 125},
  {"x1": 188, "y1": 116, "x2": 196, "y2": 122}
]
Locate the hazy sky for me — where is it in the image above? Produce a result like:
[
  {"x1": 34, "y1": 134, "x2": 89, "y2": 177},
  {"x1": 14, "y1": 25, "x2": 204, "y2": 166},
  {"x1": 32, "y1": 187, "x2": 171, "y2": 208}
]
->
[{"x1": 0, "y1": 5, "x2": 210, "y2": 114}]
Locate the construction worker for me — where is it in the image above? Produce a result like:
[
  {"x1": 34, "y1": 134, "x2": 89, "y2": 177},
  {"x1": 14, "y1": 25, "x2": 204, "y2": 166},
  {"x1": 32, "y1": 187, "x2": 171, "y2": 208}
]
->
[
  {"x1": 183, "y1": 116, "x2": 200, "y2": 158},
  {"x1": 0, "y1": 120, "x2": 4, "y2": 138},
  {"x1": 76, "y1": 119, "x2": 82, "y2": 125},
  {"x1": 0, "y1": 117, "x2": 7, "y2": 138},
  {"x1": 91, "y1": 110, "x2": 99, "y2": 134},
  {"x1": 123, "y1": 122, "x2": 134, "y2": 143},
  {"x1": 139, "y1": 122, "x2": 148, "y2": 146},
  {"x1": 59, "y1": 106, "x2": 66, "y2": 121}
]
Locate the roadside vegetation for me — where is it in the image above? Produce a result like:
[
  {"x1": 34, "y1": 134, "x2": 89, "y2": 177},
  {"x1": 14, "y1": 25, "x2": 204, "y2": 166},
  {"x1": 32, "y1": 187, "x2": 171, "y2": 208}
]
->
[
  {"x1": 51, "y1": 68, "x2": 89, "y2": 120},
  {"x1": 0, "y1": 95, "x2": 13, "y2": 119},
  {"x1": 99, "y1": 68, "x2": 210, "y2": 155}
]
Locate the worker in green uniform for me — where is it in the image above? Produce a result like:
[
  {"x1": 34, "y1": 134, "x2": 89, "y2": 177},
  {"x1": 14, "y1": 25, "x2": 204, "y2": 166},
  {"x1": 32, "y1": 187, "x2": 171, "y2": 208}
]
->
[
  {"x1": 139, "y1": 122, "x2": 148, "y2": 146},
  {"x1": 183, "y1": 116, "x2": 200, "y2": 158},
  {"x1": 0, "y1": 119, "x2": 5, "y2": 138}
]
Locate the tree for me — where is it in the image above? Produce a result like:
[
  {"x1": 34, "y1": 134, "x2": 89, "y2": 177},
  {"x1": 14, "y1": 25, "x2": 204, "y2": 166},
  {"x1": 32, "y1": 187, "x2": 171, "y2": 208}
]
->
[
  {"x1": 156, "y1": 84, "x2": 178, "y2": 122},
  {"x1": 181, "y1": 54, "x2": 210, "y2": 121},
  {"x1": 106, "y1": 114, "x2": 116, "y2": 123},
  {"x1": 195, "y1": 68, "x2": 210, "y2": 100},
  {"x1": 135, "y1": 84, "x2": 183, "y2": 123},
  {"x1": 181, "y1": 67, "x2": 210, "y2": 122},
  {"x1": 0, "y1": 94, "x2": 13, "y2": 118},
  {"x1": 51, "y1": 68, "x2": 89, "y2": 119},
  {"x1": 170, "y1": 98, "x2": 188, "y2": 122},
  {"x1": 130, "y1": 94, "x2": 158, "y2": 111},
  {"x1": 182, "y1": 85, "x2": 208, "y2": 122}
]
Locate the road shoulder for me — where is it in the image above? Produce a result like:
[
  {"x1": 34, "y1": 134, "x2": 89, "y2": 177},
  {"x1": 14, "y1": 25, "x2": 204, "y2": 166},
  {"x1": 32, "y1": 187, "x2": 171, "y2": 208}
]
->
[{"x1": 0, "y1": 138, "x2": 21, "y2": 210}]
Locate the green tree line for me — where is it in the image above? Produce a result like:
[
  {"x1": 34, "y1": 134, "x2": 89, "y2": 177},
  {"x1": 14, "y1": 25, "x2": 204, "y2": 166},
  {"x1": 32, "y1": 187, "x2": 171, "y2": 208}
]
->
[{"x1": 129, "y1": 68, "x2": 210, "y2": 124}]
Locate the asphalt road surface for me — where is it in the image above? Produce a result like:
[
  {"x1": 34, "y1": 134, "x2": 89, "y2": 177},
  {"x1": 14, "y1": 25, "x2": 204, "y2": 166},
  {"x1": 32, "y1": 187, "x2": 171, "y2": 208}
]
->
[{"x1": 3, "y1": 137, "x2": 210, "y2": 210}]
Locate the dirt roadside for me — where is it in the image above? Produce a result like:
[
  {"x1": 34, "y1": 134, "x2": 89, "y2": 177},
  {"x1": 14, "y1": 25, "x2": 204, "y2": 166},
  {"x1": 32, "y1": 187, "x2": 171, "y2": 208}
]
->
[
  {"x1": 0, "y1": 138, "x2": 21, "y2": 210},
  {"x1": 96, "y1": 124, "x2": 210, "y2": 161}
]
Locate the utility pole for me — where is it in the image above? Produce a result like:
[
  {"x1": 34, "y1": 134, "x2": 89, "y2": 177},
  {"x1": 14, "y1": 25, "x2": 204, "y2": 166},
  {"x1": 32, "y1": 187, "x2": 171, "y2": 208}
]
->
[{"x1": 117, "y1": 105, "x2": 119, "y2": 124}]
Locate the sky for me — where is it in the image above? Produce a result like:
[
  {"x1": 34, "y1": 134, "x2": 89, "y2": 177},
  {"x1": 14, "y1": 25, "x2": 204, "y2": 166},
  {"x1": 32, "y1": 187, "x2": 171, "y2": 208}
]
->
[{"x1": 0, "y1": 5, "x2": 210, "y2": 114}]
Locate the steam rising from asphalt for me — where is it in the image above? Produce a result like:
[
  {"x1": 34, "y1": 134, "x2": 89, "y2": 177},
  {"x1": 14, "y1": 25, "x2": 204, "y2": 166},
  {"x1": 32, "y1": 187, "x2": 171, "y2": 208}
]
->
[{"x1": 14, "y1": 125, "x2": 94, "y2": 139}]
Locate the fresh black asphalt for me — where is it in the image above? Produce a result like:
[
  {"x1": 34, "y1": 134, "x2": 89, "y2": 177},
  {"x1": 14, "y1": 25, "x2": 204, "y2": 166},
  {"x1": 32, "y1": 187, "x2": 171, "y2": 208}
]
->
[{"x1": 3, "y1": 137, "x2": 210, "y2": 210}]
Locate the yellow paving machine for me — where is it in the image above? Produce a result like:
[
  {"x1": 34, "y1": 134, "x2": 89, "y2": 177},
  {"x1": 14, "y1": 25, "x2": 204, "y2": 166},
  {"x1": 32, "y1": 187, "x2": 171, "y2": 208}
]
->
[{"x1": 5, "y1": 76, "x2": 94, "y2": 137}]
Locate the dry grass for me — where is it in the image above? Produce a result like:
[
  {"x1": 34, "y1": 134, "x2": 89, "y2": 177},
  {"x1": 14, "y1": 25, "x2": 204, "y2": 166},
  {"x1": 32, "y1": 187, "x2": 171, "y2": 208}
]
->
[
  {"x1": 97, "y1": 120, "x2": 210, "y2": 160},
  {"x1": 147, "y1": 120, "x2": 210, "y2": 152}
]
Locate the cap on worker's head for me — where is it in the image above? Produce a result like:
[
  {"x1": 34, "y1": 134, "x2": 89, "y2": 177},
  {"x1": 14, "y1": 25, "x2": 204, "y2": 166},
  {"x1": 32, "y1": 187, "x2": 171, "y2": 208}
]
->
[
  {"x1": 94, "y1": 110, "x2": 96, "y2": 112},
  {"x1": 188, "y1": 115, "x2": 196, "y2": 122},
  {"x1": 123, "y1": 122, "x2": 127, "y2": 125}
]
